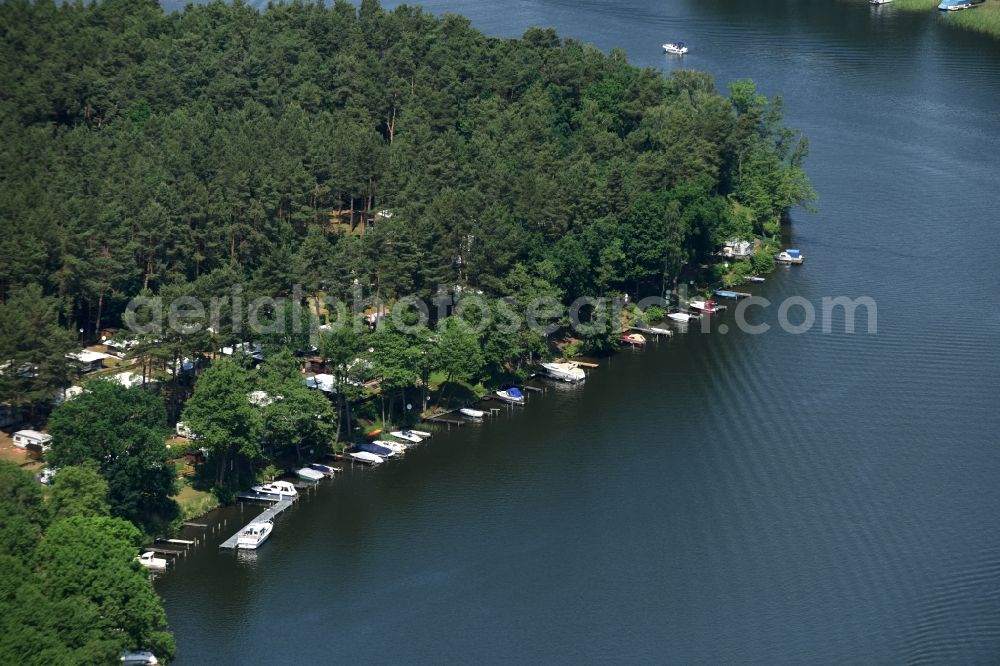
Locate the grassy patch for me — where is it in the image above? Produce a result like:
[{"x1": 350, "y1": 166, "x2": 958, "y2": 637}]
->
[
  {"x1": 893, "y1": 0, "x2": 939, "y2": 10},
  {"x1": 173, "y1": 481, "x2": 220, "y2": 520},
  {"x1": 946, "y1": 1, "x2": 1000, "y2": 37}
]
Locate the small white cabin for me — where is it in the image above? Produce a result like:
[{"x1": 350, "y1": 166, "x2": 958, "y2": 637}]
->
[{"x1": 13, "y1": 429, "x2": 52, "y2": 450}]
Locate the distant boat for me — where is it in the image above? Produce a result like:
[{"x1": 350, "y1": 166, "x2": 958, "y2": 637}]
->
[
  {"x1": 121, "y1": 651, "x2": 159, "y2": 665},
  {"x1": 236, "y1": 520, "x2": 273, "y2": 550},
  {"x1": 389, "y1": 430, "x2": 423, "y2": 444},
  {"x1": 295, "y1": 467, "x2": 325, "y2": 482},
  {"x1": 747, "y1": 276, "x2": 766, "y2": 283},
  {"x1": 668, "y1": 312, "x2": 699, "y2": 323},
  {"x1": 249, "y1": 480, "x2": 298, "y2": 499},
  {"x1": 347, "y1": 450, "x2": 383, "y2": 465},
  {"x1": 372, "y1": 439, "x2": 408, "y2": 454},
  {"x1": 689, "y1": 299, "x2": 722, "y2": 314},
  {"x1": 870, "y1": 0, "x2": 892, "y2": 5},
  {"x1": 495, "y1": 387, "x2": 526, "y2": 405},
  {"x1": 663, "y1": 41, "x2": 688, "y2": 55},
  {"x1": 541, "y1": 362, "x2": 586, "y2": 382},
  {"x1": 136, "y1": 551, "x2": 167, "y2": 571},
  {"x1": 307, "y1": 463, "x2": 341, "y2": 477},
  {"x1": 776, "y1": 249, "x2": 804, "y2": 264},
  {"x1": 460, "y1": 407, "x2": 485, "y2": 419}
]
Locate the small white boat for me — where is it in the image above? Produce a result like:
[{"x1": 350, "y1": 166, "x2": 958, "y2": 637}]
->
[
  {"x1": 647, "y1": 326, "x2": 674, "y2": 336},
  {"x1": 460, "y1": 407, "x2": 485, "y2": 419},
  {"x1": 621, "y1": 332, "x2": 646, "y2": 346},
  {"x1": 668, "y1": 312, "x2": 699, "y2": 323},
  {"x1": 348, "y1": 451, "x2": 384, "y2": 465},
  {"x1": 136, "y1": 551, "x2": 168, "y2": 571},
  {"x1": 295, "y1": 467, "x2": 325, "y2": 482},
  {"x1": 249, "y1": 480, "x2": 298, "y2": 499},
  {"x1": 372, "y1": 439, "x2": 408, "y2": 454},
  {"x1": 236, "y1": 520, "x2": 273, "y2": 550},
  {"x1": 776, "y1": 249, "x2": 804, "y2": 264},
  {"x1": 747, "y1": 276, "x2": 766, "y2": 283},
  {"x1": 407, "y1": 429, "x2": 432, "y2": 439},
  {"x1": 663, "y1": 41, "x2": 688, "y2": 55},
  {"x1": 870, "y1": 0, "x2": 892, "y2": 5},
  {"x1": 121, "y1": 651, "x2": 159, "y2": 665},
  {"x1": 541, "y1": 362, "x2": 586, "y2": 383},
  {"x1": 389, "y1": 430, "x2": 423, "y2": 444},
  {"x1": 495, "y1": 388, "x2": 526, "y2": 405},
  {"x1": 689, "y1": 300, "x2": 723, "y2": 314}
]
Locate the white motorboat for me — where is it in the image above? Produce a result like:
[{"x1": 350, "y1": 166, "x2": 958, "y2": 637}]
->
[
  {"x1": 249, "y1": 480, "x2": 298, "y2": 499},
  {"x1": 647, "y1": 326, "x2": 673, "y2": 336},
  {"x1": 295, "y1": 467, "x2": 325, "y2": 482},
  {"x1": 373, "y1": 439, "x2": 408, "y2": 454},
  {"x1": 136, "y1": 551, "x2": 168, "y2": 571},
  {"x1": 663, "y1": 41, "x2": 688, "y2": 55},
  {"x1": 689, "y1": 299, "x2": 722, "y2": 314},
  {"x1": 348, "y1": 451, "x2": 384, "y2": 465},
  {"x1": 541, "y1": 362, "x2": 586, "y2": 383},
  {"x1": 776, "y1": 249, "x2": 804, "y2": 264},
  {"x1": 389, "y1": 430, "x2": 423, "y2": 444},
  {"x1": 621, "y1": 332, "x2": 646, "y2": 346},
  {"x1": 460, "y1": 407, "x2": 485, "y2": 419},
  {"x1": 870, "y1": 0, "x2": 892, "y2": 4},
  {"x1": 668, "y1": 312, "x2": 699, "y2": 323},
  {"x1": 495, "y1": 388, "x2": 526, "y2": 405},
  {"x1": 121, "y1": 651, "x2": 159, "y2": 665},
  {"x1": 236, "y1": 520, "x2": 273, "y2": 550},
  {"x1": 407, "y1": 429, "x2": 432, "y2": 439}
]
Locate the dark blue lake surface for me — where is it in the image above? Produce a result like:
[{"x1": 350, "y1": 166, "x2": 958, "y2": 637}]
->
[{"x1": 156, "y1": 1, "x2": 1000, "y2": 662}]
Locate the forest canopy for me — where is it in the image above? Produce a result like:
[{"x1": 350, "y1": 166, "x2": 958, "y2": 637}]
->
[{"x1": 0, "y1": 0, "x2": 814, "y2": 340}]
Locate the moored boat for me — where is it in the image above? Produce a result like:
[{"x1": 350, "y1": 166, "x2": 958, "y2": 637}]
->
[
  {"x1": 747, "y1": 276, "x2": 766, "y2": 283},
  {"x1": 776, "y1": 248, "x2": 804, "y2": 264},
  {"x1": 621, "y1": 332, "x2": 646, "y2": 346},
  {"x1": 372, "y1": 439, "x2": 408, "y2": 454},
  {"x1": 249, "y1": 480, "x2": 299, "y2": 499},
  {"x1": 668, "y1": 312, "x2": 699, "y2": 323},
  {"x1": 307, "y1": 462, "x2": 341, "y2": 477},
  {"x1": 389, "y1": 430, "x2": 423, "y2": 444},
  {"x1": 541, "y1": 361, "x2": 586, "y2": 382},
  {"x1": 295, "y1": 467, "x2": 325, "y2": 482},
  {"x1": 356, "y1": 441, "x2": 396, "y2": 458},
  {"x1": 136, "y1": 551, "x2": 168, "y2": 571},
  {"x1": 460, "y1": 407, "x2": 485, "y2": 419},
  {"x1": 236, "y1": 520, "x2": 273, "y2": 550},
  {"x1": 347, "y1": 450, "x2": 383, "y2": 465},
  {"x1": 121, "y1": 651, "x2": 159, "y2": 665},
  {"x1": 689, "y1": 299, "x2": 722, "y2": 314},
  {"x1": 663, "y1": 41, "x2": 688, "y2": 55},
  {"x1": 407, "y1": 429, "x2": 432, "y2": 439},
  {"x1": 495, "y1": 387, "x2": 526, "y2": 405}
]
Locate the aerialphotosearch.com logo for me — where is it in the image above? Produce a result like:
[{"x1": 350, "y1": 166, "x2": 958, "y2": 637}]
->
[{"x1": 122, "y1": 283, "x2": 878, "y2": 342}]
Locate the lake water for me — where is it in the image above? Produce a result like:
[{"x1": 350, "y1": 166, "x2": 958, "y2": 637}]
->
[{"x1": 156, "y1": 1, "x2": 1000, "y2": 662}]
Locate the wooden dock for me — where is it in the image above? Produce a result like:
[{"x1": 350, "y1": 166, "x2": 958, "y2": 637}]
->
[
  {"x1": 219, "y1": 496, "x2": 296, "y2": 550},
  {"x1": 627, "y1": 326, "x2": 674, "y2": 337}
]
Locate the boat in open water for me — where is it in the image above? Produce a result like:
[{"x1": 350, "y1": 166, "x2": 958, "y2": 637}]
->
[{"x1": 663, "y1": 41, "x2": 688, "y2": 55}]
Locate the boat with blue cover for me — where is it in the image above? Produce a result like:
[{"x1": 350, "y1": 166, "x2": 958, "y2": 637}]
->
[
  {"x1": 354, "y1": 441, "x2": 396, "y2": 458},
  {"x1": 495, "y1": 387, "x2": 526, "y2": 405},
  {"x1": 776, "y1": 249, "x2": 804, "y2": 264}
]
